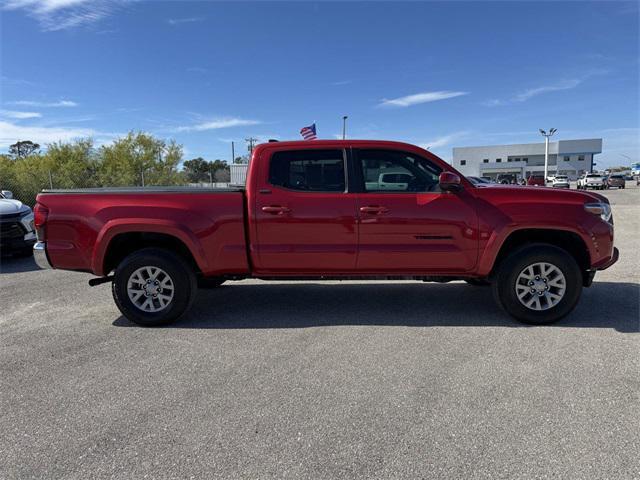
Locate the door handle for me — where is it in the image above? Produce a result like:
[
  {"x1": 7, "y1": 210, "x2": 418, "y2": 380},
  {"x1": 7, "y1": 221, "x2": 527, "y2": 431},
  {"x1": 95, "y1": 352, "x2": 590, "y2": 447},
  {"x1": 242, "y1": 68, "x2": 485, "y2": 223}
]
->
[
  {"x1": 359, "y1": 206, "x2": 389, "y2": 215},
  {"x1": 261, "y1": 205, "x2": 291, "y2": 215}
]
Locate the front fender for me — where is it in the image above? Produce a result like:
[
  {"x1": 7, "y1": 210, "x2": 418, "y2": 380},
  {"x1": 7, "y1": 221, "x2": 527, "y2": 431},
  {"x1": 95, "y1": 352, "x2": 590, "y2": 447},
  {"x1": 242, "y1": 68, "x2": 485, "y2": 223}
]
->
[{"x1": 476, "y1": 224, "x2": 592, "y2": 277}]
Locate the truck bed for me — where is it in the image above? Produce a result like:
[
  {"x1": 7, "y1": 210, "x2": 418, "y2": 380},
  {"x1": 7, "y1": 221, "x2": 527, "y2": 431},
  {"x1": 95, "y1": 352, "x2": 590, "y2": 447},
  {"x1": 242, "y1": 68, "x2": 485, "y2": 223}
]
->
[
  {"x1": 36, "y1": 188, "x2": 250, "y2": 276},
  {"x1": 41, "y1": 186, "x2": 244, "y2": 194}
]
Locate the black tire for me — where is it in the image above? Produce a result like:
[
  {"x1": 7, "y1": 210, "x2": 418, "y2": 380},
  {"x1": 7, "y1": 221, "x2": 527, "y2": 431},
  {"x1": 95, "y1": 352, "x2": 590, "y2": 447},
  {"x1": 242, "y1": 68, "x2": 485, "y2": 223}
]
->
[
  {"x1": 112, "y1": 248, "x2": 197, "y2": 327},
  {"x1": 465, "y1": 278, "x2": 491, "y2": 287},
  {"x1": 492, "y1": 244, "x2": 582, "y2": 325}
]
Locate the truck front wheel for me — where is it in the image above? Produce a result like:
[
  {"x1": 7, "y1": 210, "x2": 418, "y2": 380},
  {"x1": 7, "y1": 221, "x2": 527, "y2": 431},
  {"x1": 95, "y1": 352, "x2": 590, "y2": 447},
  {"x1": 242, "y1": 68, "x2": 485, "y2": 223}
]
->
[
  {"x1": 492, "y1": 244, "x2": 582, "y2": 324},
  {"x1": 112, "y1": 248, "x2": 197, "y2": 327}
]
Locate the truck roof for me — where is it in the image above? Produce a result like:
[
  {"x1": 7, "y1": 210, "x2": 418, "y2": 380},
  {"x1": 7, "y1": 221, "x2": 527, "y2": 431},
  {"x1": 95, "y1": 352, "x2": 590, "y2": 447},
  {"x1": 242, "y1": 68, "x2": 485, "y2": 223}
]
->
[{"x1": 254, "y1": 139, "x2": 433, "y2": 152}]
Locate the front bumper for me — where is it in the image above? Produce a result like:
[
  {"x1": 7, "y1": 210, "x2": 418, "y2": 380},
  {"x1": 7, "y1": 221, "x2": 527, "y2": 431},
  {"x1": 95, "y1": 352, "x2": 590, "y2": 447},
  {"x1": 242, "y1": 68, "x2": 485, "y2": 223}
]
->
[
  {"x1": 33, "y1": 241, "x2": 52, "y2": 269},
  {"x1": 0, "y1": 213, "x2": 36, "y2": 253},
  {"x1": 0, "y1": 234, "x2": 36, "y2": 253},
  {"x1": 593, "y1": 247, "x2": 619, "y2": 271}
]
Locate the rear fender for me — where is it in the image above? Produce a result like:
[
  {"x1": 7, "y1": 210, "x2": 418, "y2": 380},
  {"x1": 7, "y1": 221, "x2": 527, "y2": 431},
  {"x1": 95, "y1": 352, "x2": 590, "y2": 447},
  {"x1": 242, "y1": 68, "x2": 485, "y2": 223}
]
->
[{"x1": 92, "y1": 219, "x2": 207, "y2": 276}]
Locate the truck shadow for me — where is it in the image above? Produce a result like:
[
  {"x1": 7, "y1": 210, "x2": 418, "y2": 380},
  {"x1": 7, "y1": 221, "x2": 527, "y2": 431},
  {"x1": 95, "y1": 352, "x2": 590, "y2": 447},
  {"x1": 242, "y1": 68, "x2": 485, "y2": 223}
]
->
[
  {"x1": 0, "y1": 254, "x2": 41, "y2": 274},
  {"x1": 113, "y1": 281, "x2": 639, "y2": 333}
]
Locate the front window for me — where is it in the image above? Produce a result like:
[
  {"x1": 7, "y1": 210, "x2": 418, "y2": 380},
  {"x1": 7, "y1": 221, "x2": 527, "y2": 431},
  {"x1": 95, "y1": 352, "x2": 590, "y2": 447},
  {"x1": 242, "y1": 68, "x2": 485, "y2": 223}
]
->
[
  {"x1": 269, "y1": 149, "x2": 345, "y2": 192},
  {"x1": 358, "y1": 149, "x2": 442, "y2": 193}
]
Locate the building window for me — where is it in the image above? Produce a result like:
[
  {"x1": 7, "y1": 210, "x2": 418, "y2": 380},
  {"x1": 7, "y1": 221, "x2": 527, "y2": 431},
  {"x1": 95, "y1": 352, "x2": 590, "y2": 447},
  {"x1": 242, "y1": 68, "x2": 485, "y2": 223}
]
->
[
  {"x1": 578, "y1": 155, "x2": 585, "y2": 161},
  {"x1": 522, "y1": 157, "x2": 528, "y2": 162},
  {"x1": 496, "y1": 158, "x2": 502, "y2": 163},
  {"x1": 460, "y1": 160, "x2": 466, "y2": 166},
  {"x1": 564, "y1": 156, "x2": 570, "y2": 162},
  {"x1": 507, "y1": 158, "x2": 513, "y2": 162},
  {"x1": 483, "y1": 159, "x2": 489, "y2": 163},
  {"x1": 515, "y1": 158, "x2": 520, "y2": 162}
]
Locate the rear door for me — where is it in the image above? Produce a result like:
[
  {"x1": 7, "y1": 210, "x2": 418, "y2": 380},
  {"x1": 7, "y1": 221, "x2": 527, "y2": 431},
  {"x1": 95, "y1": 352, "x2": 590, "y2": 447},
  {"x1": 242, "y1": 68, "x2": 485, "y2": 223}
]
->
[
  {"x1": 253, "y1": 148, "x2": 358, "y2": 273},
  {"x1": 354, "y1": 148, "x2": 478, "y2": 273}
]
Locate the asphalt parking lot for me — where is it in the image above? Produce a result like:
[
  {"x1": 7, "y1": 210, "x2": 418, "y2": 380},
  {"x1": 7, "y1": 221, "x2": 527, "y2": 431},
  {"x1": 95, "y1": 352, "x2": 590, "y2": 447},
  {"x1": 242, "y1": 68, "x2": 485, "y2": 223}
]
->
[{"x1": 1, "y1": 185, "x2": 639, "y2": 479}]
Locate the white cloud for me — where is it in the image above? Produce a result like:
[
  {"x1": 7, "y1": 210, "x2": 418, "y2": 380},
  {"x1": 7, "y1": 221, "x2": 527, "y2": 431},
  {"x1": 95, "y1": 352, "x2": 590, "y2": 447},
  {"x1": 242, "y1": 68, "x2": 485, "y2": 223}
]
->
[
  {"x1": 167, "y1": 17, "x2": 204, "y2": 25},
  {"x1": 513, "y1": 79, "x2": 583, "y2": 102},
  {"x1": 3, "y1": 0, "x2": 121, "y2": 31},
  {"x1": 176, "y1": 118, "x2": 262, "y2": 132},
  {"x1": 484, "y1": 71, "x2": 608, "y2": 106},
  {"x1": 0, "y1": 120, "x2": 116, "y2": 148},
  {"x1": 482, "y1": 99, "x2": 506, "y2": 107},
  {"x1": 419, "y1": 131, "x2": 468, "y2": 150},
  {"x1": 8, "y1": 100, "x2": 78, "y2": 107},
  {"x1": 0, "y1": 110, "x2": 42, "y2": 119},
  {"x1": 379, "y1": 90, "x2": 468, "y2": 108}
]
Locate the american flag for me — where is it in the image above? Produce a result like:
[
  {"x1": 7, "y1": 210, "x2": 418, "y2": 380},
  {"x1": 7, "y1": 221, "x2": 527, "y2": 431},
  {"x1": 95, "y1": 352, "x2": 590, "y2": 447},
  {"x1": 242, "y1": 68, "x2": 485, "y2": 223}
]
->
[{"x1": 300, "y1": 123, "x2": 317, "y2": 140}]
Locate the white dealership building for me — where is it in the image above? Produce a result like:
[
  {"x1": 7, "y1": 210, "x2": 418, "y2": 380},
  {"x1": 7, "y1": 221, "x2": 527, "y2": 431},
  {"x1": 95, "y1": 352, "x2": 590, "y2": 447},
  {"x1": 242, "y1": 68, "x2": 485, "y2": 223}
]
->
[{"x1": 452, "y1": 138, "x2": 602, "y2": 181}]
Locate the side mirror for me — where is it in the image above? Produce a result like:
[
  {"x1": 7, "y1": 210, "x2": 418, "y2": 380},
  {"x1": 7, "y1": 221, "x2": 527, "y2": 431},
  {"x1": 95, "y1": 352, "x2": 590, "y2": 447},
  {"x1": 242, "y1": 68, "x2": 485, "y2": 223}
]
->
[
  {"x1": 1, "y1": 190, "x2": 13, "y2": 199},
  {"x1": 439, "y1": 172, "x2": 462, "y2": 192}
]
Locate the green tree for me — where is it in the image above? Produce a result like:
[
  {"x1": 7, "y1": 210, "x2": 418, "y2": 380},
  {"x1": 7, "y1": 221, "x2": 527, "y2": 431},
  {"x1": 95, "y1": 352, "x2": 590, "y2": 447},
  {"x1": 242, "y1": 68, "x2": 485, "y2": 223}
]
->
[
  {"x1": 8, "y1": 153, "x2": 49, "y2": 207},
  {"x1": 9, "y1": 140, "x2": 40, "y2": 158},
  {"x1": 182, "y1": 157, "x2": 210, "y2": 183},
  {"x1": 45, "y1": 139, "x2": 98, "y2": 188},
  {"x1": 98, "y1": 132, "x2": 185, "y2": 186},
  {"x1": 182, "y1": 158, "x2": 229, "y2": 184}
]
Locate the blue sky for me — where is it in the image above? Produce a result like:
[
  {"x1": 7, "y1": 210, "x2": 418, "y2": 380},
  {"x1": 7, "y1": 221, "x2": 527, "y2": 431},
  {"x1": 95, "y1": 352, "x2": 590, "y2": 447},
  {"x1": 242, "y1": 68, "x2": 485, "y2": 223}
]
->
[{"x1": 1, "y1": 1, "x2": 638, "y2": 167}]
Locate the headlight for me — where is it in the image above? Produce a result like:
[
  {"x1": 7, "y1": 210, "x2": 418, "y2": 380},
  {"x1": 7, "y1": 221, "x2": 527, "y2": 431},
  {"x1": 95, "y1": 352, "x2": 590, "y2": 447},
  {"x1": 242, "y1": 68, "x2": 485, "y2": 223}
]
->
[
  {"x1": 584, "y1": 202, "x2": 612, "y2": 222},
  {"x1": 20, "y1": 211, "x2": 35, "y2": 232}
]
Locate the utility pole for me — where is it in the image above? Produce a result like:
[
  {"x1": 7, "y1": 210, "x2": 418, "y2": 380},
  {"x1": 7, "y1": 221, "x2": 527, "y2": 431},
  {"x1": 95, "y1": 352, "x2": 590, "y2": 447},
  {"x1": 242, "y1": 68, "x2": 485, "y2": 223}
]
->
[
  {"x1": 245, "y1": 137, "x2": 258, "y2": 160},
  {"x1": 539, "y1": 128, "x2": 557, "y2": 184},
  {"x1": 342, "y1": 116, "x2": 348, "y2": 140},
  {"x1": 231, "y1": 141, "x2": 235, "y2": 164}
]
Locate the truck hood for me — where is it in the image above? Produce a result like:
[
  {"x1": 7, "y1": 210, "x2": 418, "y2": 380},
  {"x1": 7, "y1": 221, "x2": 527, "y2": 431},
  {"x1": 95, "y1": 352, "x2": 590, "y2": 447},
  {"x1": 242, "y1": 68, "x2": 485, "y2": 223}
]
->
[
  {"x1": 0, "y1": 198, "x2": 31, "y2": 216},
  {"x1": 473, "y1": 183, "x2": 609, "y2": 204}
]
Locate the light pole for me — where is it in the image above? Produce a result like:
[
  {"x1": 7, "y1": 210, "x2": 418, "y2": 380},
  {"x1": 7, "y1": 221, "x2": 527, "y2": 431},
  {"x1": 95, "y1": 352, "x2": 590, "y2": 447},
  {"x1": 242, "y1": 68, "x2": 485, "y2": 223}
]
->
[
  {"x1": 342, "y1": 116, "x2": 348, "y2": 140},
  {"x1": 539, "y1": 128, "x2": 557, "y2": 183}
]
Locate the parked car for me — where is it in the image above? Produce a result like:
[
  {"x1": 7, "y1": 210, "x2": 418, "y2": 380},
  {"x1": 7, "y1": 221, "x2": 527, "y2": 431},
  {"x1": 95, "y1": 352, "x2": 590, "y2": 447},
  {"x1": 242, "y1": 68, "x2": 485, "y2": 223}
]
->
[
  {"x1": 496, "y1": 174, "x2": 516, "y2": 185},
  {"x1": 552, "y1": 175, "x2": 570, "y2": 189},
  {"x1": 607, "y1": 174, "x2": 626, "y2": 189},
  {"x1": 577, "y1": 173, "x2": 606, "y2": 190},
  {"x1": 33, "y1": 139, "x2": 618, "y2": 327},
  {"x1": 527, "y1": 175, "x2": 546, "y2": 186},
  {"x1": 0, "y1": 190, "x2": 36, "y2": 256},
  {"x1": 467, "y1": 176, "x2": 494, "y2": 185}
]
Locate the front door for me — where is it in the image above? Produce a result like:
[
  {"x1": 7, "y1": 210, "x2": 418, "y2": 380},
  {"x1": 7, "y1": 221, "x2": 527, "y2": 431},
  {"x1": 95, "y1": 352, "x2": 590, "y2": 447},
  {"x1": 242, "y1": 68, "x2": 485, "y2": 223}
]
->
[
  {"x1": 355, "y1": 148, "x2": 478, "y2": 273},
  {"x1": 253, "y1": 148, "x2": 358, "y2": 273}
]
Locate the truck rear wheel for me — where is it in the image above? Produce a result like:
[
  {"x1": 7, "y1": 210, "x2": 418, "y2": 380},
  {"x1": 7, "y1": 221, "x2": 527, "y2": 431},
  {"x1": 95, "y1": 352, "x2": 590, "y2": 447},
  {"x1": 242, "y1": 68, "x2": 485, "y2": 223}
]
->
[
  {"x1": 492, "y1": 244, "x2": 582, "y2": 325},
  {"x1": 112, "y1": 248, "x2": 197, "y2": 327}
]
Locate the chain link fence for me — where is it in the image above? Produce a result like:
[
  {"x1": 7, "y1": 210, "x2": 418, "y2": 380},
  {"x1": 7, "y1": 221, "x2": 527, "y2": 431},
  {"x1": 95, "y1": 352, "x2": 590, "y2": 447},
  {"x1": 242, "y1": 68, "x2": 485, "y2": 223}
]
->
[{"x1": 0, "y1": 169, "x2": 233, "y2": 208}]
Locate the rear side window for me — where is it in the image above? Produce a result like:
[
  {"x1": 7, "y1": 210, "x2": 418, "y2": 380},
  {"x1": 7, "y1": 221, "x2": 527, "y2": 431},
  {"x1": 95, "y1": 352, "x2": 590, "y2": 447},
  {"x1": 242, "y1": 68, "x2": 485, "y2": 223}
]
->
[{"x1": 269, "y1": 149, "x2": 345, "y2": 192}]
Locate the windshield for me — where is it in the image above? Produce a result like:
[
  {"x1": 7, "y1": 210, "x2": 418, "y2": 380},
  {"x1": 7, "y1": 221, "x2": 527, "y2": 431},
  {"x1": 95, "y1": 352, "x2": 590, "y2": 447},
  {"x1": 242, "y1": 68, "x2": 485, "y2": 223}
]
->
[{"x1": 586, "y1": 174, "x2": 601, "y2": 178}]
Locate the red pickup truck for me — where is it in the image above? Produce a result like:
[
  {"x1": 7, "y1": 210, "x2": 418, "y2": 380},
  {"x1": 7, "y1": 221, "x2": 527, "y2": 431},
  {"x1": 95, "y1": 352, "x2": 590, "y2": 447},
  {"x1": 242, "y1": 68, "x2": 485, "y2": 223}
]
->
[{"x1": 33, "y1": 140, "x2": 618, "y2": 327}]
